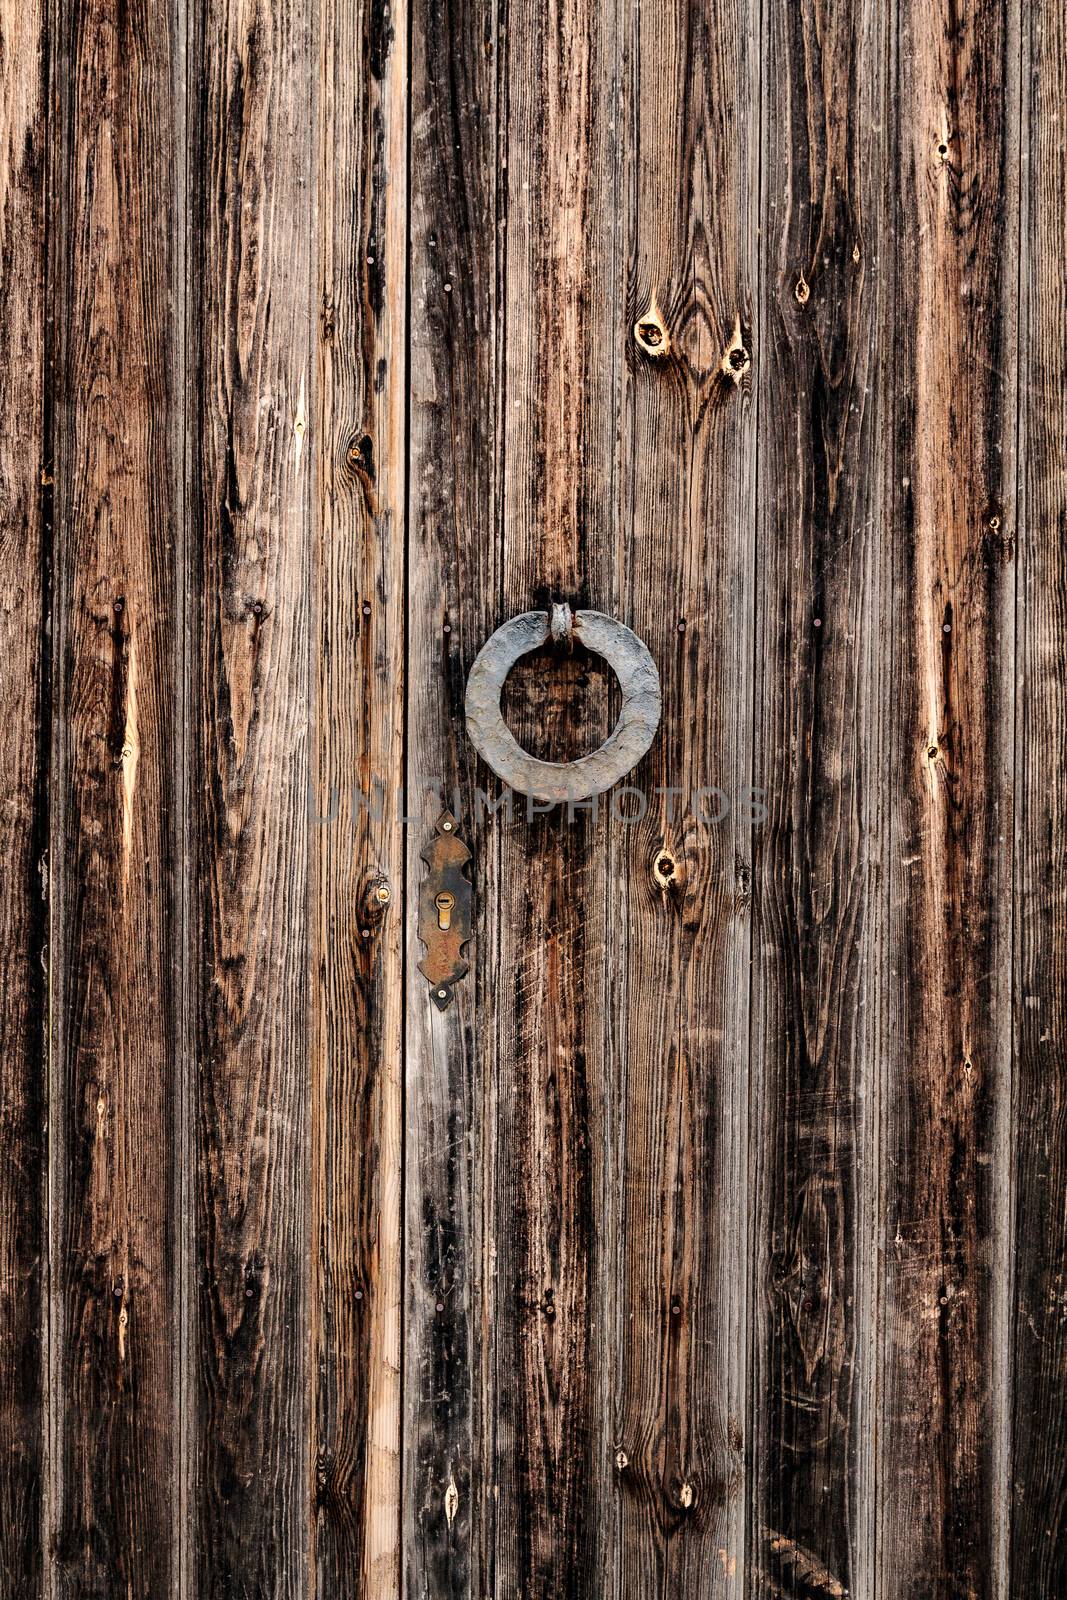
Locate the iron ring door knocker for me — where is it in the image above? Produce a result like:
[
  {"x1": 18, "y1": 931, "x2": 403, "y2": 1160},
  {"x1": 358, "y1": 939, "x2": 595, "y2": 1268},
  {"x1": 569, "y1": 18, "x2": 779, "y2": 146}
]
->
[{"x1": 464, "y1": 604, "x2": 662, "y2": 802}]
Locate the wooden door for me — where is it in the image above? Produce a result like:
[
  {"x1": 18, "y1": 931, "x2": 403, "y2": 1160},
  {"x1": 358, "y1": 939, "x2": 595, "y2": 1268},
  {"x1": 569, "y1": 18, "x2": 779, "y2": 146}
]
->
[{"x1": 1, "y1": 0, "x2": 1065, "y2": 1594}]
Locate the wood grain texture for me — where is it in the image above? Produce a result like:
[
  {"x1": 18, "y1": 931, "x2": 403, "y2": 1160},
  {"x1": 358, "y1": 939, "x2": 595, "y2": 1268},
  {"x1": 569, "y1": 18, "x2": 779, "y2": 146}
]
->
[
  {"x1": 1011, "y1": 0, "x2": 1067, "y2": 1590},
  {"x1": 406, "y1": 0, "x2": 628, "y2": 1591},
  {"x1": 311, "y1": 0, "x2": 405, "y2": 1588},
  {"x1": 615, "y1": 0, "x2": 757, "y2": 1592},
  {"x1": 878, "y1": 1, "x2": 1019, "y2": 1596},
  {"x1": 47, "y1": 0, "x2": 184, "y2": 1584},
  {"x1": 2, "y1": 0, "x2": 1065, "y2": 1591},
  {"x1": 187, "y1": 0, "x2": 314, "y2": 1589},
  {"x1": 0, "y1": 0, "x2": 47, "y2": 1587},
  {"x1": 485, "y1": 2, "x2": 625, "y2": 1593},
  {"x1": 404, "y1": 0, "x2": 503, "y2": 1587},
  {"x1": 749, "y1": 2, "x2": 890, "y2": 1596}
]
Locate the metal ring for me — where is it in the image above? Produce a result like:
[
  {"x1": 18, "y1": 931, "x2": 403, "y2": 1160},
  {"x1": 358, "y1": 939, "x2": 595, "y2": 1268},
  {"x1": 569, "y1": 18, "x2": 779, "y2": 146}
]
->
[{"x1": 464, "y1": 610, "x2": 661, "y2": 802}]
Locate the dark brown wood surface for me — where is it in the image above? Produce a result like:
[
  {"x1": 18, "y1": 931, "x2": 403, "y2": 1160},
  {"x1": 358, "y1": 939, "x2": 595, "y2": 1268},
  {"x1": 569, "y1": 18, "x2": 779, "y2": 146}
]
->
[
  {"x1": 617, "y1": 0, "x2": 757, "y2": 1590},
  {"x1": 403, "y1": 0, "x2": 500, "y2": 1591},
  {"x1": 751, "y1": 2, "x2": 890, "y2": 1595},
  {"x1": 47, "y1": 0, "x2": 184, "y2": 1586},
  {"x1": 311, "y1": 0, "x2": 405, "y2": 1591},
  {"x1": 880, "y1": 5, "x2": 1019, "y2": 1595},
  {"x1": 187, "y1": 0, "x2": 316, "y2": 1587},
  {"x1": 0, "y1": 0, "x2": 47, "y2": 1588},
  {"x1": 1012, "y1": 0, "x2": 1067, "y2": 1590},
  {"x1": 1, "y1": 0, "x2": 1064, "y2": 1595}
]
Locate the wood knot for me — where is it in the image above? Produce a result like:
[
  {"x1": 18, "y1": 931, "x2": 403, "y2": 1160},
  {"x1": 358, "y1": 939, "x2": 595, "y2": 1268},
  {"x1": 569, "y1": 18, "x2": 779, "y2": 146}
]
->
[
  {"x1": 721, "y1": 322, "x2": 751, "y2": 381},
  {"x1": 795, "y1": 275, "x2": 810, "y2": 305},
  {"x1": 345, "y1": 433, "x2": 375, "y2": 479},
  {"x1": 634, "y1": 303, "x2": 670, "y2": 358},
  {"x1": 653, "y1": 851, "x2": 676, "y2": 888}
]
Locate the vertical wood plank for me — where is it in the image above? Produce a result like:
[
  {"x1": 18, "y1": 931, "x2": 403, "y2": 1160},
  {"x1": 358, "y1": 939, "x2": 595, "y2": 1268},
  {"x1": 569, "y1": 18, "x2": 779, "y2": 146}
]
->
[
  {"x1": 311, "y1": 0, "x2": 405, "y2": 1587},
  {"x1": 407, "y1": 0, "x2": 629, "y2": 1590},
  {"x1": 486, "y1": 2, "x2": 626, "y2": 1593},
  {"x1": 187, "y1": 0, "x2": 315, "y2": 1587},
  {"x1": 1011, "y1": 0, "x2": 1067, "y2": 1590},
  {"x1": 878, "y1": 1, "x2": 1019, "y2": 1594},
  {"x1": 0, "y1": 0, "x2": 47, "y2": 1586},
  {"x1": 47, "y1": 0, "x2": 185, "y2": 1583},
  {"x1": 405, "y1": 0, "x2": 503, "y2": 1587},
  {"x1": 615, "y1": 0, "x2": 758, "y2": 1591},
  {"x1": 749, "y1": 3, "x2": 890, "y2": 1596}
]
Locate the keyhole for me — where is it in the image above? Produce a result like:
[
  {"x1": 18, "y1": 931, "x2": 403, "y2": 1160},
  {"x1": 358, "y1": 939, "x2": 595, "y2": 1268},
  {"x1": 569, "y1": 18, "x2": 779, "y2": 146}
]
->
[{"x1": 435, "y1": 891, "x2": 455, "y2": 930}]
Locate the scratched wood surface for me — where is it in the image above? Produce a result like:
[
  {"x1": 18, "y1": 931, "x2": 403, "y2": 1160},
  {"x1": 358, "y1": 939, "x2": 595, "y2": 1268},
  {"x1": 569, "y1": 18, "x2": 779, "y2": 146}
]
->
[
  {"x1": 47, "y1": 0, "x2": 185, "y2": 1587},
  {"x1": 1, "y1": 0, "x2": 1065, "y2": 1596},
  {"x1": 0, "y1": 0, "x2": 47, "y2": 1588},
  {"x1": 879, "y1": 5, "x2": 1020, "y2": 1596},
  {"x1": 186, "y1": 0, "x2": 316, "y2": 1587},
  {"x1": 616, "y1": 0, "x2": 757, "y2": 1590},
  {"x1": 749, "y1": 2, "x2": 891, "y2": 1596},
  {"x1": 1011, "y1": 0, "x2": 1067, "y2": 1590},
  {"x1": 311, "y1": 0, "x2": 405, "y2": 1590}
]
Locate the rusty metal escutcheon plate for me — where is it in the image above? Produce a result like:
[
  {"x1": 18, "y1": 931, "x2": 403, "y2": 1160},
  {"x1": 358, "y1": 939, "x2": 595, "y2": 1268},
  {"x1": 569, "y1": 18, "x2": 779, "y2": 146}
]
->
[
  {"x1": 417, "y1": 812, "x2": 472, "y2": 1010},
  {"x1": 464, "y1": 609, "x2": 661, "y2": 802}
]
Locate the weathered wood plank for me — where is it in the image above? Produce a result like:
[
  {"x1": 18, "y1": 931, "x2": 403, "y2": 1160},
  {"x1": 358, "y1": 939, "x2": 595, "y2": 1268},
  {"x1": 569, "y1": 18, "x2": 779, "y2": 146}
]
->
[
  {"x1": 407, "y1": 0, "x2": 628, "y2": 1590},
  {"x1": 187, "y1": 0, "x2": 315, "y2": 1588},
  {"x1": 311, "y1": 0, "x2": 405, "y2": 1588},
  {"x1": 878, "y1": 1, "x2": 1019, "y2": 1594},
  {"x1": 47, "y1": 0, "x2": 185, "y2": 1584},
  {"x1": 615, "y1": 0, "x2": 758, "y2": 1592},
  {"x1": 485, "y1": 2, "x2": 627, "y2": 1593},
  {"x1": 488, "y1": 663, "x2": 617, "y2": 1599},
  {"x1": 0, "y1": 0, "x2": 47, "y2": 1586},
  {"x1": 1011, "y1": 1, "x2": 1067, "y2": 1590},
  {"x1": 749, "y1": 2, "x2": 890, "y2": 1596},
  {"x1": 404, "y1": 0, "x2": 504, "y2": 1587}
]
